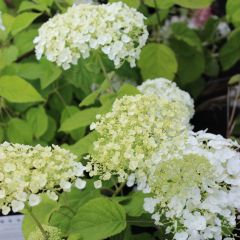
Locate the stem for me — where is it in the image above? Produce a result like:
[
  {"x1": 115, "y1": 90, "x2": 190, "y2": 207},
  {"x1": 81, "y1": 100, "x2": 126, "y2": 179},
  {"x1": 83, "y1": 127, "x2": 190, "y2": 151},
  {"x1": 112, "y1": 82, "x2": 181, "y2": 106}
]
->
[
  {"x1": 97, "y1": 54, "x2": 112, "y2": 84},
  {"x1": 26, "y1": 206, "x2": 48, "y2": 240},
  {"x1": 153, "y1": 0, "x2": 161, "y2": 27},
  {"x1": 113, "y1": 182, "x2": 125, "y2": 197}
]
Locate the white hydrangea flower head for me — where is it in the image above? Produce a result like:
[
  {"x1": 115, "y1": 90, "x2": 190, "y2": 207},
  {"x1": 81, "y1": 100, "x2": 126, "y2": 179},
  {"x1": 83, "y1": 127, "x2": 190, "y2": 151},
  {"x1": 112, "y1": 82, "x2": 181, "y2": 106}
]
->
[
  {"x1": 86, "y1": 94, "x2": 188, "y2": 183},
  {"x1": 28, "y1": 225, "x2": 62, "y2": 240},
  {"x1": 0, "y1": 11, "x2": 5, "y2": 31},
  {"x1": 0, "y1": 142, "x2": 86, "y2": 215},
  {"x1": 138, "y1": 78, "x2": 194, "y2": 124},
  {"x1": 34, "y1": 2, "x2": 148, "y2": 69},
  {"x1": 144, "y1": 130, "x2": 240, "y2": 239}
]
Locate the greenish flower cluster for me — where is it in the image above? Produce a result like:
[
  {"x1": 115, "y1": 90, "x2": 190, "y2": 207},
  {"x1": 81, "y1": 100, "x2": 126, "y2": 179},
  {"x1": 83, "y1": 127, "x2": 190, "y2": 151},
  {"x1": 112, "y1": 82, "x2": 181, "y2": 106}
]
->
[
  {"x1": 148, "y1": 154, "x2": 214, "y2": 203},
  {"x1": 28, "y1": 225, "x2": 63, "y2": 240},
  {"x1": 87, "y1": 94, "x2": 188, "y2": 182},
  {"x1": 0, "y1": 142, "x2": 86, "y2": 215}
]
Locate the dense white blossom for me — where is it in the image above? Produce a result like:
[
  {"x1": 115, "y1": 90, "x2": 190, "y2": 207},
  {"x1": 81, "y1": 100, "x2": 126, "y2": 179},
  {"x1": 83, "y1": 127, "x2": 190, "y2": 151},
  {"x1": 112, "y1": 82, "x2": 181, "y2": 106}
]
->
[
  {"x1": 34, "y1": 2, "x2": 148, "y2": 69},
  {"x1": 143, "y1": 131, "x2": 240, "y2": 240},
  {"x1": 138, "y1": 78, "x2": 194, "y2": 124},
  {"x1": 0, "y1": 12, "x2": 5, "y2": 31},
  {"x1": 86, "y1": 94, "x2": 188, "y2": 183},
  {"x1": 0, "y1": 142, "x2": 86, "y2": 215}
]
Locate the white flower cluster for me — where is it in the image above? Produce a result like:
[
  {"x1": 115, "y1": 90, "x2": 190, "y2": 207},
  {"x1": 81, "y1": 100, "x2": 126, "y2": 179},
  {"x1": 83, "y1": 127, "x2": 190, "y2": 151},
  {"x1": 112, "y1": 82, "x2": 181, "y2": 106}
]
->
[
  {"x1": 138, "y1": 78, "x2": 194, "y2": 125},
  {"x1": 86, "y1": 94, "x2": 188, "y2": 185},
  {"x1": 143, "y1": 131, "x2": 240, "y2": 240},
  {"x1": 0, "y1": 11, "x2": 5, "y2": 31},
  {"x1": 0, "y1": 142, "x2": 86, "y2": 215},
  {"x1": 34, "y1": 2, "x2": 148, "y2": 69}
]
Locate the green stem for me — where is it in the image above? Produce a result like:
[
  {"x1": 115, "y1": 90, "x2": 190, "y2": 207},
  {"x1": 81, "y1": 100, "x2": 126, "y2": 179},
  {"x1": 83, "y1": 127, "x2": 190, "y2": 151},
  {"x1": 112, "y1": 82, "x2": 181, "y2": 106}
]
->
[
  {"x1": 26, "y1": 206, "x2": 48, "y2": 240},
  {"x1": 113, "y1": 182, "x2": 125, "y2": 197},
  {"x1": 153, "y1": 0, "x2": 161, "y2": 27},
  {"x1": 97, "y1": 54, "x2": 112, "y2": 84}
]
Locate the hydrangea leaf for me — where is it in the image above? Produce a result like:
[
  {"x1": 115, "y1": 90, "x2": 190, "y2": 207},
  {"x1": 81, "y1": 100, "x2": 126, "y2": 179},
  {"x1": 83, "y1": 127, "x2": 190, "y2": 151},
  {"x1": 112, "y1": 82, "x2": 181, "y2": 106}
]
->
[
  {"x1": 18, "y1": 1, "x2": 49, "y2": 13},
  {"x1": 0, "y1": 76, "x2": 44, "y2": 103},
  {"x1": 138, "y1": 43, "x2": 178, "y2": 80},
  {"x1": 7, "y1": 118, "x2": 33, "y2": 144},
  {"x1": 61, "y1": 106, "x2": 86, "y2": 141},
  {"x1": 67, "y1": 131, "x2": 99, "y2": 156},
  {"x1": 144, "y1": 0, "x2": 173, "y2": 9},
  {"x1": 14, "y1": 28, "x2": 38, "y2": 56},
  {"x1": 41, "y1": 116, "x2": 57, "y2": 143},
  {"x1": 11, "y1": 12, "x2": 41, "y2": 36},
  {"x1": 50, "y1": 185, "x2": 101, "y2": 234},
  {"x1": 170, "y1": 39, "x2": 205, "y2": 86},
  {"x1": 220, "y1": 28, "x2": 240, "y2": 70},
  {"x1": 0, "y1": 45, "x2": 19, "y2": 70},
  {"x1": 26, "y1": 105, "x2": 48, "y2": 139},
  {"x1": 69, "y1": 197, "x2": 126, "y2": 240},
  {"x1": 0, "y1": 127, "x2": 4, "y2": 142},
  {"x1": 174, "y1": 0, "x2": 213, "y2": 9},
  {"x1": 117, "y1": 83, "x2": 141, "y2": 98},
  {"x1": 226, "y1": 0, "x2": 240, "y2": 27},
  {"x1": 123, "y1": 192, "x2": 148, "y2": 217},
  {"x1": 171, "y1": 22, "x2": 202, "y2": 50}
]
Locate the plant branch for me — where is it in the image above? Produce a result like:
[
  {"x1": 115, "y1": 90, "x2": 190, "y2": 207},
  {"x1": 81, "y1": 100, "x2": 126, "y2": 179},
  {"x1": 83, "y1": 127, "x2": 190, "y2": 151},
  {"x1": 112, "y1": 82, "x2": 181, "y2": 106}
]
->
[
  {"x1": 25, "y1": 205, "x2": 48, "y2": 240},
  {"x1": 113, "y1": 182, "x2": 125, "y2": 197}
]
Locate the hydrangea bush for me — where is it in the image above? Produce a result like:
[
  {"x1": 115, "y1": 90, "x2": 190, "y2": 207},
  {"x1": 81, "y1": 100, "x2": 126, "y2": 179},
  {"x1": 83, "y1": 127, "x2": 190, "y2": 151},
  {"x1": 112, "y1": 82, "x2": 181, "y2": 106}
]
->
[{"x1": 0, "y1": 0, "x2": 240, "y2": 240}]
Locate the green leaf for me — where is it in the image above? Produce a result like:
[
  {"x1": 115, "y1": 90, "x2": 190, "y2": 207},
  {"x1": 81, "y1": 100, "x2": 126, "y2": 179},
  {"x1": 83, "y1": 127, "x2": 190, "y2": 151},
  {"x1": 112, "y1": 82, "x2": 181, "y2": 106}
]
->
[
  {"x1": 80, "y1": 91, "x2": 99, "y2": 107},
  {"x1": 0, "y1": 1, "x2": 7, "y2": 12},
  {"x1": 39, "y1": 59, "x2": 62, "y2": 89},
  {"x1": 69, "y1": 197, "x2": 126, "y2": 240},
  {"x1": 18, "y1": 1, "x2": 49, "y2": 13},
  {"x1": 50, "y1": 185, "x2": 101, "y2": 234},
  {"x1": 123, "y1": 192, "x2": 147, "y2": 217},
  {"x1": 205, "y1": 51, "x2": 219, "y2": 77},
  {"x1": 80, "y1": 79, "x2": 111, "y2": 107},
  {"x1": 0, "y1": 14, "x2": 15, "y2": 41},
  {"x1": 14, "y1": 28, "x2": 38, "y2": 56},
  {"x1": 2, "y1": 63, "x2": 42, "y2": 80},
  {"x1": 226, "y1": 0, "x2": 240, "y2": 27},
  {"x1": 61, "y1": 106, "x2": 85, "y2": 140},
  {"x1": 170, "y1": 39, "x2": 205, "y2": 86},
  {"x1": 144, "y1": 0, "x2": 173, "y2": 9},
  {"x1": 67, "y1": 131, "x2": 99, "y2": 156},
  {"x1": 109, "y1": 0, "x2": 140, "y2": 8},
  {"x1": 0, "y1": 46, "x2": 19, "y2": 70},
  {"x1": 228, "y1": 74, "x2": 240, "y2": 85},
  {"x1": 117, "y1": 84, "x2": 141, "y2": 98},
  {"x1": 0, "y1": 127, "x2": 4, "y2": 142},
  {"x1": 60, "y1": 101, "x2": 113, "y2": 132},
  {"x1": 35, "y1": 0, "x2": 54, "y2": 6},
  {"x1": 7, "y1": 118, "x2": 33, "y2": 144},
  {"x1": 64, "y1": 56, "x2": 102, "y2": 94},
  {"x1": 22, "y1": 196, "x2": 59, "y2": 239},
  {"x1": 174, "y1": 0, "x2": 213, "y2": 9},
  {"x1": 26, "y1": 106, "x2": 48, "y2": 139},
  {"x1": 220, "y1": 28, "x2": 240, "y2": 70},
  {"x1": 138, "y1": 43, "x2": 178, "y2": 80},
  {"x1": 11, "y1": 12, "x2": 41, "y2": 36},
  {"x1": 0, "y1": 76, "x2": 44, "y2": 103},
  {"x1": 41, "y1": 116, "x2": 57, "y2": 142},
  {"x1": 171, "y1": 22, "x2": 202, "y2": 50},
  {"x1": 60, "y1": 107, "x2": 99, "y2": 132}
]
